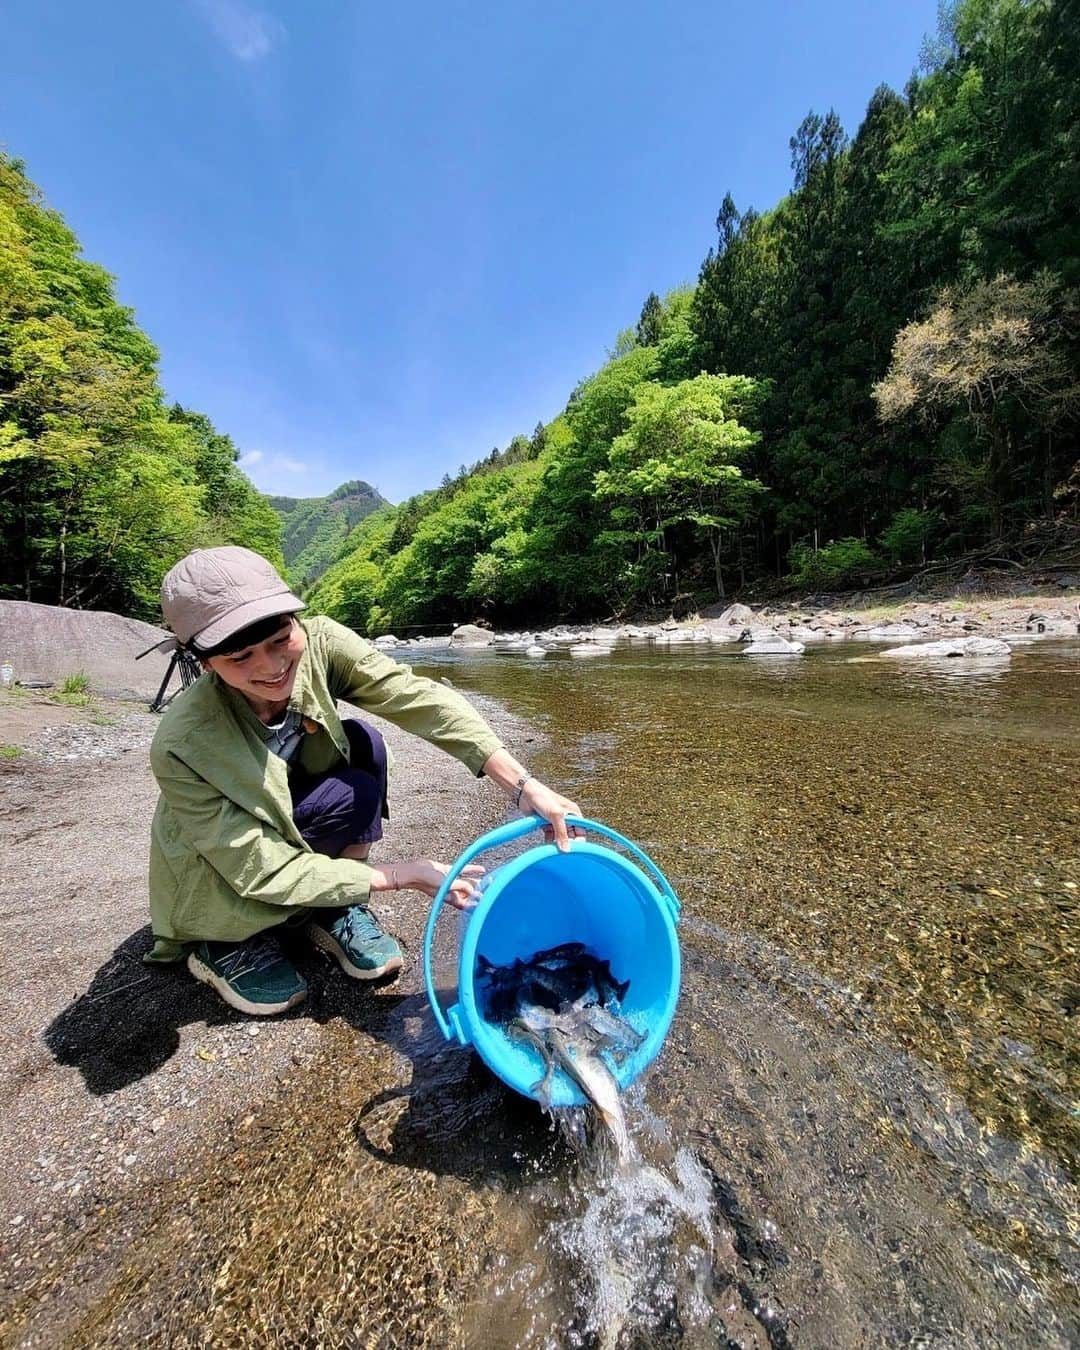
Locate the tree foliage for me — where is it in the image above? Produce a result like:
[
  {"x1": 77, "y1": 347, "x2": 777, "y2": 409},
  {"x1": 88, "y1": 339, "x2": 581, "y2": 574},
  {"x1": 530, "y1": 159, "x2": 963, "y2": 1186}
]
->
[
  {"x1": 10, "y1": 0, "x2": 1080, "y2": 632},
  {"x1": 0, "y1": 154, "x2": 284, "y2": 616}
]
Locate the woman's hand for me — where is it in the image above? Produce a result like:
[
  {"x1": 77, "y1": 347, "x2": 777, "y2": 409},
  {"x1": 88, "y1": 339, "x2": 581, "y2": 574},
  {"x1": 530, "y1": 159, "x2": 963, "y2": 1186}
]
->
[
  {"x1": 519, "y1": 778, "x2": 584, "y2": 853},
  {"x1": 370, "y1": 860, "x2": 486, "y2": 910},
  {"x1": 478, "y1": 748, "x2": 585, "y2": 853}
]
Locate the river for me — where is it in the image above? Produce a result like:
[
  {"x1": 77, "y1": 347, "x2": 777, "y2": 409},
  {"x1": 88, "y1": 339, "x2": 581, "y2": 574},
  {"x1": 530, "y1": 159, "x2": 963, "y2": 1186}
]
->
[{"x1": 410, "y1": 637, "x2": 1078, "y2": 1348}]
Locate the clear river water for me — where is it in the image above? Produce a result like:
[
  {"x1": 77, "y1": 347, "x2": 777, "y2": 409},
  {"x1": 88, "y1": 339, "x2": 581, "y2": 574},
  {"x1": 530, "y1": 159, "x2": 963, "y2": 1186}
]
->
[{"x1": 410, "y1": 637, "x2": 1079, "y2": 1349}]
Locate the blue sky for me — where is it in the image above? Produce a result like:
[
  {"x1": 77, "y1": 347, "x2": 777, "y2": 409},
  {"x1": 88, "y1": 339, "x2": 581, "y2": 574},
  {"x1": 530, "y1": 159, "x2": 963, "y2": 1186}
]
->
[{"x1": 1, "y1": 0, "x2": 937, "y2": 503}]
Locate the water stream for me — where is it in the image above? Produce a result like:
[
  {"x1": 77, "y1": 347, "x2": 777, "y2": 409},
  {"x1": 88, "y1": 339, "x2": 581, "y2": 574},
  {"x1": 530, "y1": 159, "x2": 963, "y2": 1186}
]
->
[{"x1": 419, "y1": 638, "x2": 1078, "y2": 1347}]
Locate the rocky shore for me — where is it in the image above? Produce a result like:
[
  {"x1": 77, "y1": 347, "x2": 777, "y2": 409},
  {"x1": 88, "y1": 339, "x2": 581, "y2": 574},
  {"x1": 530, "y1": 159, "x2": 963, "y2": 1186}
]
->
[
  {"x1": 373, "y1": 589, "x2": 1080, "y2": 661},
  {"x1": 0, "y1": 688, "x2": 536, "y2": 1345}
]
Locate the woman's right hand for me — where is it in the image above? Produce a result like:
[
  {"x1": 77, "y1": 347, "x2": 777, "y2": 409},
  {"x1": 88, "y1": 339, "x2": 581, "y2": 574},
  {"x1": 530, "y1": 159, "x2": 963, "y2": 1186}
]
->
[{"x1": 370, "y1": 859, "x2": 485, "y2": 910}]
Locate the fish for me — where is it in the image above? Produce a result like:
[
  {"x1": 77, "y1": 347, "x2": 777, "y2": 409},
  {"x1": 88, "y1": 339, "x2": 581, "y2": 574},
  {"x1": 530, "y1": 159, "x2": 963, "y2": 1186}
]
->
[
  {"x1": 573, "y1": 999, "x2": 645, "y2": 1053},
  {"x1": 479, "y1": 942, "x2": 641, "y2": 1162},
  {"x1": 507, "y1": 1005, "x2": 633, "y2": 1163},
  {"x1": 477, "y1": 943, "x2": 631, "y2": 1022}
]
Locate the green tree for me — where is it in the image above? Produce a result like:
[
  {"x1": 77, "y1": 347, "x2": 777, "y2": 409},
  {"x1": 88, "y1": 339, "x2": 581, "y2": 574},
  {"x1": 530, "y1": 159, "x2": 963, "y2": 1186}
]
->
[{"x1": 594, "y1": 374, "x2": 767, "y2": 602}]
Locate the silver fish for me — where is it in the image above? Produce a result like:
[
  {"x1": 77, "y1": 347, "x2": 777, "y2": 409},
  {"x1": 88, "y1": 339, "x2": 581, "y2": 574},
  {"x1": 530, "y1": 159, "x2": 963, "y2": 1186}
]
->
[{"x1": 508, "y1": 1004, "x2": 634, "y2": 1164}]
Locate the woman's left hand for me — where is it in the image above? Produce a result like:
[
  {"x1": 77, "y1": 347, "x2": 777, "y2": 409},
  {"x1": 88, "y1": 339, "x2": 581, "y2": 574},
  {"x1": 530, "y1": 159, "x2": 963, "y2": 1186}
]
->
[{"x1": 519, "y1": 778, "x2": 584, "y2": 852}]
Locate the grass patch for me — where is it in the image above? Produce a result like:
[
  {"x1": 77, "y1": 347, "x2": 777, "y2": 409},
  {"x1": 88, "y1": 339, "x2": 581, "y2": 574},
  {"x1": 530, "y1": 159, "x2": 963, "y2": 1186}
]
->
[
  {"x1": 51, "y1": 671, "x2": 93, "y2": 707},
  {"x1": 0, "y1": 744, "x2": 22, "y2": 759},
  {"x1": 88, "y1": 711, "x2": 116, "y2": 726}
]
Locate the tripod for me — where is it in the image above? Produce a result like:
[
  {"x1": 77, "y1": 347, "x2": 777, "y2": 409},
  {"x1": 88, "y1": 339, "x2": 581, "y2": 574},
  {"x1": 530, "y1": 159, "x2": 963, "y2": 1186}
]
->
[{"x1": 136, "y1": 641, "x2": 202, "y2": 712}]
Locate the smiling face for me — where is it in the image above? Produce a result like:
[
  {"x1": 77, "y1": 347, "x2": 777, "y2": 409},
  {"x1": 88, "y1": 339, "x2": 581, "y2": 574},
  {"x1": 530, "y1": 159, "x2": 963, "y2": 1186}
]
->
[{"x1": 204, "y1": 616, "x2": 307, "y2": 713}]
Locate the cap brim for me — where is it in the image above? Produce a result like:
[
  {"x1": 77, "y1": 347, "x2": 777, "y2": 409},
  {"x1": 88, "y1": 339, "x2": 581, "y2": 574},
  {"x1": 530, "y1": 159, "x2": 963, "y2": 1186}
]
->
[{"x1": 192, "y1": 591, "x2": 306, "y2": 650}]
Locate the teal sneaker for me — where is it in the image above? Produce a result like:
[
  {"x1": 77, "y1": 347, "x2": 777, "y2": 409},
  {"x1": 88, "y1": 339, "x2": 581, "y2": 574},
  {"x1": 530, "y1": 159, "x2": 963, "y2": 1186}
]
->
[
  {"x1": 187, "y1": 934, "x2": 307, "y2": 1016},
  {"x1": 308, "y1": 906, "x2": 403, "y2": 980}
]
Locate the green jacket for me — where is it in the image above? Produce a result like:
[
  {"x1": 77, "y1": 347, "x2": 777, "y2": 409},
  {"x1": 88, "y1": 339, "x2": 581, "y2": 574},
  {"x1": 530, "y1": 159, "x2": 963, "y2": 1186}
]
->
[{"x1": 146, "y1": 616, "x2": 503, "y2": 962}]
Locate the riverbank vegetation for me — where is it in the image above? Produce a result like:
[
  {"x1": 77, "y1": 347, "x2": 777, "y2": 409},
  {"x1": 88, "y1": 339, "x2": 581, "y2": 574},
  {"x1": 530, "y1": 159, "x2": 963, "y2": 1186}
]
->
[
  {"x1": 310, "y1": 0, "x2": 1079, "y2": 633},
  {"x1": 0, "y1": 158, "x2": 283, "y2": 618},
  {"x1": 1, "y1": 0, "x2": 1076, "y2": 632}
]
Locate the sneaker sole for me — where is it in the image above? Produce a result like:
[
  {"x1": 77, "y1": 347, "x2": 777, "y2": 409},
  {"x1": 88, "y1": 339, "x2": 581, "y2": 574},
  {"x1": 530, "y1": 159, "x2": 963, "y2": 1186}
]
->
[
  {"x1": 187, "y1": 951, "x2": 307, "y2": 1016},
  {"x1": 309, "y1": 924, "x2": 404, "y2": 981}
]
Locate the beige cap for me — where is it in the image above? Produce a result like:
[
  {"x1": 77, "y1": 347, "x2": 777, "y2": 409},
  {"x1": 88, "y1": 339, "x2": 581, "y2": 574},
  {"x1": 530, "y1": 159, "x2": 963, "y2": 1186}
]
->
[{"x1": 161, "y1": 547, "x2": 305, "y2": 649}]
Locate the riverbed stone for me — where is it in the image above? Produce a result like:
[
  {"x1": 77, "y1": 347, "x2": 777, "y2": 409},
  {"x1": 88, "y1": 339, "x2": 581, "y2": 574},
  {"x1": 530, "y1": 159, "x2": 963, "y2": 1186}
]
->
[
  {"x1": 881, "y1": 636, "x2": 1011, "y2": 659},
  {"x1": 449, "y1": 624, "x2": 494, "y2": 647},
  {"x1": 716, "y1": 602, "x2": 754, "y2": 627},
  {"x1": 525, "y1": 645, "x2": 547, "y2": 657},
  {"x1": 744, "y1": 637, "x2": 805, "y2": 655},
  {"x1": 857, "y1": 624, "x2": 922, "y2": 641}
]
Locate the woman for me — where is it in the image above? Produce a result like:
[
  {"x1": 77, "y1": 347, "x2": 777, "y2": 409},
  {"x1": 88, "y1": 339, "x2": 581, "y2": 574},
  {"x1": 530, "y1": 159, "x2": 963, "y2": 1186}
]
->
[{"x1": 147, "y1": 545, "x2": 580, "y2": 1016}]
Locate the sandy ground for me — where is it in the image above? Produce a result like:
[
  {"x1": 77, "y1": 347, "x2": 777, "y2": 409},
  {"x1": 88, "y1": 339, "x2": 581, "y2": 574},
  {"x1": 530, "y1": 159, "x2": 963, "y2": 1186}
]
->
[{"x1": 0, "y1": 687, "x2": 534, "y2": 1347}]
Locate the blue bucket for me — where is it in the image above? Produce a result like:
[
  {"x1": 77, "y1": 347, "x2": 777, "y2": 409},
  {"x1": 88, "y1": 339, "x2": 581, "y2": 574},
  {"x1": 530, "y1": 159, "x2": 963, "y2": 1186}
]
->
[{"x1": 422, "y1": 814, "x2": 681, "y2": 1108}]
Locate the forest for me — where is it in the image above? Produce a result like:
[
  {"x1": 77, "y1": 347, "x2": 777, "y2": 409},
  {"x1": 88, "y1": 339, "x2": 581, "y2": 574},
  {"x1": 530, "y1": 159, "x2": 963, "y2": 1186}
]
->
[
  {"x1": 0, "y1": 157, "x2": 282, "y2": 618},
  {"x1": 2, "y1": 0, "x2": 1077, "y2": 633},
  {"x1": 309, "y1": 0, "x2": 1080, "y2": 633}
]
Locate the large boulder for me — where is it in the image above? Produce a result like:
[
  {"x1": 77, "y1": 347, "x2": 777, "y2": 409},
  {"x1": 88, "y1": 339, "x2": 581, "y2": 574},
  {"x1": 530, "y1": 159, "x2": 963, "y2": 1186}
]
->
[
  {"x1": 881, "y1": 636, "x2": 1011, "y2": 659},
  {"x1": 449, "y1": 624, "x2": 494, "y2": 647},
  {"x1": 716, "y1": 602, "x2": 754, "y2": 627},
  {"x1": 0, "y1": 599, "x2": 174, "y2": 699}
]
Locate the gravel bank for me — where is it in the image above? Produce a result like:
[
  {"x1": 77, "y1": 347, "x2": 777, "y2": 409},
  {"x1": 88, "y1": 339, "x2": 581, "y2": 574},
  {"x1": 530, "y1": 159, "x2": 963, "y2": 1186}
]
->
[{"x1": 0, "y1": 688, "x2": 536, "y2": 1345}]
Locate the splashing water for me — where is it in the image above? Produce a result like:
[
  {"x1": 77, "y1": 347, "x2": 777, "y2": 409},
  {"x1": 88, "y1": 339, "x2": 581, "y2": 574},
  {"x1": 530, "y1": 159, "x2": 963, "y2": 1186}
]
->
[{"x1": 550, "y1": 1103, "x2": 721, "y2": 1347}]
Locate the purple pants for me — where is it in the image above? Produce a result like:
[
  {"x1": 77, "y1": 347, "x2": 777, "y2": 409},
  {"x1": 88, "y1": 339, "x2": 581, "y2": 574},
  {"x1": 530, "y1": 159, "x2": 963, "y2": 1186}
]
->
[{"x1": 290, "y1": 719, "x2": 388, "y2": 859}]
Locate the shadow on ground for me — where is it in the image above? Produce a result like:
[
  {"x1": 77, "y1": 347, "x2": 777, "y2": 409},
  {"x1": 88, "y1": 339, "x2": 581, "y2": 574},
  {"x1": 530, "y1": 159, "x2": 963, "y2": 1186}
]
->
[
  {"x1": 42, "y1": 923, "x2": 565, "y2": 1191},
  {"x1": 44, "y1": 924, "x2": 437, "y2": 1095}
]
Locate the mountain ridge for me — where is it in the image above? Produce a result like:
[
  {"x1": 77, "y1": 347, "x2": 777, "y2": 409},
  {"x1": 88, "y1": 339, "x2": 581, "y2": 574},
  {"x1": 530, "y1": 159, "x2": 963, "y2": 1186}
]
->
[{"x1": 268, "y1": 480, "x2": 390, "y2": 589}]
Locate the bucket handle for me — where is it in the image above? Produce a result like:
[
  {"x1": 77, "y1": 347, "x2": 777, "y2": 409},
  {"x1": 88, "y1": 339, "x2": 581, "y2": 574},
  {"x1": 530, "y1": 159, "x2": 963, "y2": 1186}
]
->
[{"x1": 422, "y1": 813, "x2": 680, "y2": 1043}]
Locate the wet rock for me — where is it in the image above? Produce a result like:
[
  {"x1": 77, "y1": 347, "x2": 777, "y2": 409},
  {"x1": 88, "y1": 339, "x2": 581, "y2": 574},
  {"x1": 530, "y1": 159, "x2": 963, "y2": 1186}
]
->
[
  {"x1": 449, "y1": 624, "x2": 494, "y2": 647},
  {"x1": 880, "y1": 637, "x2": 1011, "y2": 659},
  {"x1": 373, "y1": 634, "x2": 398, "y2": 648},
  {"x1": 744, "y1": 637, "x2": 805, "y2": 656},
  {"x1": 525, "y1": 645, "x2": 547, "y2": 658}
]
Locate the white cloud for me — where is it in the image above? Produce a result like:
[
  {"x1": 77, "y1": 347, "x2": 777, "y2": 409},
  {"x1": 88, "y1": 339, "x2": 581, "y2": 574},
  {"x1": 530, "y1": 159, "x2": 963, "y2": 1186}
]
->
[
  {"x1": 240, "y1": 450, "x2": 308, "y2": 476},
  {"x1": 194, "y1": 0, "x2": 284, "y2": 62}
]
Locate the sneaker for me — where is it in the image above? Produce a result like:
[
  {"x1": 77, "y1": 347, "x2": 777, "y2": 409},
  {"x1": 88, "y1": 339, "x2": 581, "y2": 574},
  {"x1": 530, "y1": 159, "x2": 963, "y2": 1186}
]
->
[
  {"x1": 308, "y1": 906, "x2": 403, "y2": 980},
  {"x1": 187, "y1": 933, "x2": 307, "y2": 1016}
]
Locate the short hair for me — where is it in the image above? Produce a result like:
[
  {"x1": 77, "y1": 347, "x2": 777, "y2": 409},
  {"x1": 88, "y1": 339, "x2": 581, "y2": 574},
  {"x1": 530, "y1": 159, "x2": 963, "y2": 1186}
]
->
[{"x1": 191, "y1": 613, "x2": 294, "y2": 659}]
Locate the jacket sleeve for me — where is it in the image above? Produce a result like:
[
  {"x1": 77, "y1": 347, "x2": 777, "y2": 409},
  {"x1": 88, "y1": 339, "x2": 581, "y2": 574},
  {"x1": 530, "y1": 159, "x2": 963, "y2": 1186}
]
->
[
  {"x1": 320, "y1": 619, "x2": 504, "y2": 776},
  {"x1": 151, "y1": 743, "x2": 374, "y2": 909}
]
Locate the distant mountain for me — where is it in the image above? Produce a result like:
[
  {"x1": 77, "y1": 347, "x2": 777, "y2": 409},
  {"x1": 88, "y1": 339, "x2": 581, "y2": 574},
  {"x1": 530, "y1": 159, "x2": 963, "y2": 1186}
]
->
[{"x1": 268, "y1": 480, "x2": 390, "y2": 589}]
